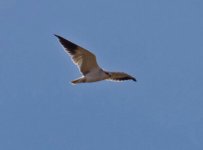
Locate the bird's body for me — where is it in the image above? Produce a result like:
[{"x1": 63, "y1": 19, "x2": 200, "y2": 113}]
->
[
  {"x1": 54, "y1": 34, "x2": 136, "y2": 85},
  {"x1": 72, "y1": 68, "x2": 109, "y2": 84}
]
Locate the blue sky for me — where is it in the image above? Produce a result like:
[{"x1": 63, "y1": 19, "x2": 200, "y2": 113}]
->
[{"x1": 0, "y1": 0, "x2": 203, "y2": 149}]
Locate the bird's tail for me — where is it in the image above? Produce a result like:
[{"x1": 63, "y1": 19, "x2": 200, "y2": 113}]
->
[{"x1": 71, "y1": 77, "x2": 86, "y2": 85}]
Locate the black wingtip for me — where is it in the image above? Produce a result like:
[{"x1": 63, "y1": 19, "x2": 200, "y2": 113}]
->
[
  {"x1": 54, "y1": 34, "x2": 64, "y2": 42},
  {"x1": 132, "y1": 78, "x2": 137, "y2": 82},
  {"x1": 54, "y1": 34, "x2": 60, "y2": 38},
  {"x1": 54, "y1": 34, "x2": 78, "y2": 54}
]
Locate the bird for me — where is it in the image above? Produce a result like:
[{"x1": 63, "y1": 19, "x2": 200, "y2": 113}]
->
[{"x1": 54, "y1": 34, "x2": 136, "y2": 85}]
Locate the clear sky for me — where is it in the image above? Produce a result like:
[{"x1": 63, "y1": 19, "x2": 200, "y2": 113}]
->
[{"x1": 0, "y1": 0, "x2": 203, "y2": 150}]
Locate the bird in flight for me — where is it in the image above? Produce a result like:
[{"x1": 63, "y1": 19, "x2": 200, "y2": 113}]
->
[{"x1": 54, "y1": 34, "x2": 136, "y2": 85}]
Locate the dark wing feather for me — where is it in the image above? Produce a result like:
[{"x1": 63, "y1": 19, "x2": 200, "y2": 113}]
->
[
  {"x1": 108, "y1": 72, "x2": 136, "y2": 82},
  {"x1": 54, "y1": 34, "x2": 100, "y2": 75}
]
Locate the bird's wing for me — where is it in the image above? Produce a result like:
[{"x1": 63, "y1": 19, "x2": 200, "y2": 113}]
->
[
  {"x1": 55, "y1": 34, "x2": 100, "y2": 75},
  {"x1": 108, "y1": 72, "x2": 136, "y2": 82}
]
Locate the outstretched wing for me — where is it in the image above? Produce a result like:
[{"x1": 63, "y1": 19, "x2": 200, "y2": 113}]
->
[
  {"x1": 108, "y1": 72, "x2": 136, "y2": 82},
  {"x1": 54, "y1": 34, "x2": 100, "y2": 75}
]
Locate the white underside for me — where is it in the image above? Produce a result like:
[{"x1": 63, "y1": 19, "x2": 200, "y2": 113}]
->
[{"x1": 84, "y1": 69, "x2": 108, "y2": 82}]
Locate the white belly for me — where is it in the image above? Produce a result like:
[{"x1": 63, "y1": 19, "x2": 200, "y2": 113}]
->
[{"x1": 85, "y1": 69, "x2": 108, "y2": 82}]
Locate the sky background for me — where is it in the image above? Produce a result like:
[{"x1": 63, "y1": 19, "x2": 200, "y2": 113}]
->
[{"x1": 0, "y1": 0, "x2": 203, "y2": 150}]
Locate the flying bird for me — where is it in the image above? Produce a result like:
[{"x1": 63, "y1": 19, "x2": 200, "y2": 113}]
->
[{"x1": 54, "y1": 34, "x2": 136, "y2": 84}]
